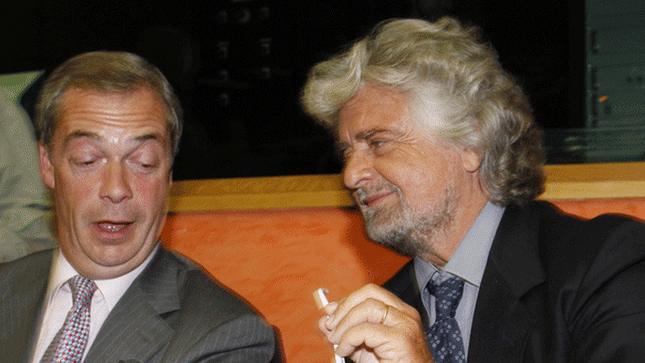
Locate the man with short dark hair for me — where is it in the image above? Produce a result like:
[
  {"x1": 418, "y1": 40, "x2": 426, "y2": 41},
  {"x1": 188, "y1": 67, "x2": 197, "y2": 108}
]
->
[
  {"x1": 302, "y1": 17, "x2": 645, "y2": 362},
  {"x1": 0, "y1": 51, "x2": 277, "y2": 362}
]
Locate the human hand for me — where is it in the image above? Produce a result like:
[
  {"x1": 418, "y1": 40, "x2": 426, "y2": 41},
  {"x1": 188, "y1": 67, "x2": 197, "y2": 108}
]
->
[{"x1": 319, "y1": 284, "x2": 434, "y2": 363}]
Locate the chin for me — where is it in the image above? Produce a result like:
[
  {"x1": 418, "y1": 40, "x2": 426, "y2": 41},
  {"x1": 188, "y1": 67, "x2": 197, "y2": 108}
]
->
[{"x1": 88, "y1": 246, "x2": 137, "y2": 265}]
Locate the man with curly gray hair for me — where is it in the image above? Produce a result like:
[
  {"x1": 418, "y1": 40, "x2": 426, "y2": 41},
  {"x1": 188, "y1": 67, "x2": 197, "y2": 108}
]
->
[{"x1": 303, "y1": 17, "x2": 645, "y2": 362}]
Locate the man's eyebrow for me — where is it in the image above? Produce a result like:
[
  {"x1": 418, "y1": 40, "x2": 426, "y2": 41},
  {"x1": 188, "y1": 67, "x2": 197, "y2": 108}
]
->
[
  {"x1": 63, "y1": 130, "x2": 99, "y2": 149},
  {"x1": 355, "y1": 128, "x2": 396, "y2": 141},
  {"x1": 335, "y1": 141, "x2": 350, "y2": 156},
  {"x1": 62, "y1": 131, "x2": 167, "y2": 149},
  {"x1": 134, "y1": 132, "x2": 166, "y2": 144},
  {"x1": 336, "y1": 128, "x2": 398, "y2": 155}
]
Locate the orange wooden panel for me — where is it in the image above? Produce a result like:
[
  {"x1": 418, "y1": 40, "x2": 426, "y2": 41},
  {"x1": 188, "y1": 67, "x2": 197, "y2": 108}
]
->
[
  {"x1": 161, "y1": 208, "x2": 407, "y2": 363},
  {"x1": 160, "y1": 198, "x2": 645, "y2": 362},
  {"x1": 552, "y1": 198, "x2": 645, "y2": 221}
]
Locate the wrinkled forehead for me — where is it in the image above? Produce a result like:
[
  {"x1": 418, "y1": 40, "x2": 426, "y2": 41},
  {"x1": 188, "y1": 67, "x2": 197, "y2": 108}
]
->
[
  {"x1": 52, "y1": 87, "x2": 172, "y2": 152},
  {"x1": 337, "y1": 83, "x2": 456, "y2": 142},
  {"x1": 337, "y1": 85, "x2": 409, "y2": 132},
  {"x1": 58, "y1": 87, "x2": 169, "y2": 129}
]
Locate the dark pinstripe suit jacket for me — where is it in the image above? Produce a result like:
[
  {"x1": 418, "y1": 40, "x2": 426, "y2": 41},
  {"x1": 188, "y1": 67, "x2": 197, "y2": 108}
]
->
[
  {"x1": 0, "y1": 247, "x2": 277, "y2": 362},
  {"x1": 385, "y1": 202, "x2": 645, "y2": 362}
]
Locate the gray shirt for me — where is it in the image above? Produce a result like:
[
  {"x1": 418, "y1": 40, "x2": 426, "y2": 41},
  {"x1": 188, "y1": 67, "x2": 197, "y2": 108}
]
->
[{"x1": 414, "y1": 201, "x2": 505, "y2": 356}]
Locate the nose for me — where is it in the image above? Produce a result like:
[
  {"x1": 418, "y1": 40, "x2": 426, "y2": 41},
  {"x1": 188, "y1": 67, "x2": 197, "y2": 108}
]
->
[
  {"x1": 100, "y1": 161, "x2": 133, "y2": 203},
  {"x1": 343, "y1": 149, "x2": 373, "y2": 190}
]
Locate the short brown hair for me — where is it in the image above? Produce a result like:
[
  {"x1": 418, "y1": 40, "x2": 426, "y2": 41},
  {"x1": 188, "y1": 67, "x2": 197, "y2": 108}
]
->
[{"x1": 36, "y1": 51, "x2": 183, "y2": 160}]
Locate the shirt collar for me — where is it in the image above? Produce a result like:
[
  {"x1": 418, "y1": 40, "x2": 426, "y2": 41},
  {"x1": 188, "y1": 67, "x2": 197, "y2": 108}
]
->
[
  {"x1": 45, "y1": 244, "x2": 160, "y2": 310},
  {"x1": 415, "y1": 201, "x2": 505, "y2": 288},
  {"x1": 94, "y1": 245, "x2": 159, "y2": 310},
  {"x1": 44, "y1": 249, "x2": 78, "y2": 306}
]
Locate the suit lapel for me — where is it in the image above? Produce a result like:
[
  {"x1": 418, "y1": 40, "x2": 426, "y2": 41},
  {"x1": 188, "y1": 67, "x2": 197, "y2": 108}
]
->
[
  {"x1": 383, "y1": 260, "x2": 430, "y2": 330},
  {"x1": 468, "y1": 204, "x2": 546, "y2": 362},
  {"x1": 85, "y1": 248, "x2": 181, "y2": 362},
  {"x1": 0, "y1": 250, "x2": 52, "y2": 362}
]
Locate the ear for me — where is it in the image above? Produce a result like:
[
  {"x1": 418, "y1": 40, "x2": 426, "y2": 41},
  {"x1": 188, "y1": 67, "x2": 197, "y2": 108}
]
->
[
  {"x1": 39, "y1": 143, "x2": 55, "y2": 189},
  {"x1": 461, "y1": 148, "x2": 482, "y2": 173}
]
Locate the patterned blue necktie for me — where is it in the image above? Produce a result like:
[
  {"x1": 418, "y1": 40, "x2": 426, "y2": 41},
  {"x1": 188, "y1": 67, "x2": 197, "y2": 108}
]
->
[{"x1": 426, "y1": 276, "x2": 466, "y2": 363}]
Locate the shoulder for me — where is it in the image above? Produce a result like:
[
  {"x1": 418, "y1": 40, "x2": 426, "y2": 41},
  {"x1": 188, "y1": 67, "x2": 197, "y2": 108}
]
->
[
  {"x1": 478, "y1": 201, "x2": 645, "y2": 310},
  {"x1": 150, "y1": 249, "x2": 277, "y2": 360},
  {"x1": 0, "y1": 249, "x2": 51, "y2": 303},
  {"x1": 162, "y1": 250, "x2": 260, "y2": 318},
  {"x1": 0, "y1": 249, "x2": 51, "y2": 283},
  {"x1": 564, "y1": 210, "x2": 645, "y2": 297},
  {"x1": 485, "y1": 202, "x2": 645, "y2": 360},
  {"x1": 525, "y1": 201, "x2": 645, "y2": 269},
  {"x1": 531, "y1": 205, "x2": 645, "y2": 360},
  {"x1": 503, "y1": 200, "x2": 645, "y2": 257},
  {"x1": 148, "y1": 249, "x2": 268, "y2": 325},
  {"x1": 523, "y1": 202, "x2": 645, "y2": 316}
]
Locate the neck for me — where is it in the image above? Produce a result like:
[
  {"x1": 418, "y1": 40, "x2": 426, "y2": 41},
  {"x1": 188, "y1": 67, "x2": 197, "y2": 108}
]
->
[{"x1": 422, "y1": 193, "x2": 489, "y2": 267}]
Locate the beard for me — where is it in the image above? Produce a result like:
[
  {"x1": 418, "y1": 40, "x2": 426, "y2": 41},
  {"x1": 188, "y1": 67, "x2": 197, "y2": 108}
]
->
[{"x1": 357, "y1": 183, "x2": 457, "y2": 258}]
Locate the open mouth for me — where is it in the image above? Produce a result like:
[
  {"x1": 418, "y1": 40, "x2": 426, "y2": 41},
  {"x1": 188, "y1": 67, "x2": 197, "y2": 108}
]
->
[{"x1": 95, "y1": 221, "x2": 134, "y2": 238}]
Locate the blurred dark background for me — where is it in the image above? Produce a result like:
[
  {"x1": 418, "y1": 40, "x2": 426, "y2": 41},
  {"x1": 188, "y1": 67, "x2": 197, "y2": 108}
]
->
[{"x1": 1, "y1": 0, "x2": 591, "y2": 180}]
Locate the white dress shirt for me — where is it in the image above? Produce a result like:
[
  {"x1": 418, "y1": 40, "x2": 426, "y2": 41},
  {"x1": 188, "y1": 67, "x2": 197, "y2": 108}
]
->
[{"x1": 31, "y1": 246, "x2": 159, "y2": 363}]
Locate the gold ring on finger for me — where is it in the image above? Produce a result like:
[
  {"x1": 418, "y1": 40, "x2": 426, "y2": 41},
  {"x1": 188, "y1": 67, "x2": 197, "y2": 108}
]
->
[{"x1": 381, "y1": 305, "x2": 391, "y2": 324}]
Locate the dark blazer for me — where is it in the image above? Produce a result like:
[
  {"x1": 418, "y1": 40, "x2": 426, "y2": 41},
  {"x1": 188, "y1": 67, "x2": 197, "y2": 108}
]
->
[
  {"x1": 385, "y1": 201, "x2": 645, "y2": 362},
  {"x1": 0, "y1": 247, "x2": 277, "y2": 362}
]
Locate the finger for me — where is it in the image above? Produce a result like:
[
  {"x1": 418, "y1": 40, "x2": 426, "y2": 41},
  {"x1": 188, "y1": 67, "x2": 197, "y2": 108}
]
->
[
  {"x1": 335, "y1": 322, "x2": 389, "y2": 357},
  {"x1": 319, "y1": 315, "x2": 333, "y2": 336},
  {"x1": 329, "y1": 284, "x2": 418, "y2": 328},
  {"x1": 329, "y1": 300, "x2": 412, "y2": 343},
  {"x1": 337, "y1": 321, "x2": 432, "y2": 361},
  {"x1": 318, "y1": 315, "x2": 332, "y2": 343},
  {"x1": 319, "y1": 302, "x2": 341, "y2": 335},
  {"x1": 330, "y1": 298, "x2": 388, "y2": 341},
  {"x1": 320, "y1": 302, "x2": 339, "y2": 331},
  {"x1": 323, "y1": 301, "x2": 338, "y2": 315}
]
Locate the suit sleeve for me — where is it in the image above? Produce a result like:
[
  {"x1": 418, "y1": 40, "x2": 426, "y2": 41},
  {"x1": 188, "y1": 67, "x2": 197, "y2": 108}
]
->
[
  {"x1": 183, "y1": 313, "x2": 279, "y2": 363},
  {"x1": 568, "y1": 219, "x2": 645, "y2": 362}
]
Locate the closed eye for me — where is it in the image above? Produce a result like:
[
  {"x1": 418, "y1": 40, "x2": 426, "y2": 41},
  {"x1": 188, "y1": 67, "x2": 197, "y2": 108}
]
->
[
  {"x1": 72, "y1": 158, "x2": 98, "y2": 168},
  {"x1": 127, "y1": 156, "x2": 160, "y2": 173},
  {"x1": 368, "y1": 137, "x2": 393, "y2": 154},
  {"x1": 335, "y1": 142, "x2": 351, "y2": 161}
]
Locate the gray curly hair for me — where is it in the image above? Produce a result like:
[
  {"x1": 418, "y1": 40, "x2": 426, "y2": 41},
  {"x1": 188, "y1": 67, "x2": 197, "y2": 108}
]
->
[{"x1": 301, "y1": 17, "x2": 544, "y2": 205}]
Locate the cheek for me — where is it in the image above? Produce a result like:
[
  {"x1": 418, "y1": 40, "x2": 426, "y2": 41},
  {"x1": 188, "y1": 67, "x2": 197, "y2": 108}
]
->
[
  {"x1": 383, "y1": 157, "x2": 452, "y2": 203},
  {"x1": 55, "y1": 174, "x2": 96, "y2": 209},
  {"x1": 376, "y1": 156, "x2": 432, "y2": 189},
  {"x1": 132, "y1": 177, "x2": 170, "y2": 213}
]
